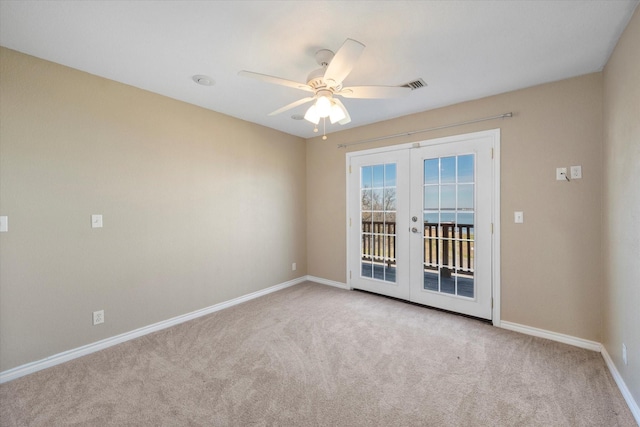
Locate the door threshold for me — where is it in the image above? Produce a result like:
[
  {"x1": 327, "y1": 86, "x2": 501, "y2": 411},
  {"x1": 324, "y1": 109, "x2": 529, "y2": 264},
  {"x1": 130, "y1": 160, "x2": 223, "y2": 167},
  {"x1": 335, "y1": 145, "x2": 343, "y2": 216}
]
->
[{"x1": 352, "y1": 288, "x2": 493, "y2": 325}]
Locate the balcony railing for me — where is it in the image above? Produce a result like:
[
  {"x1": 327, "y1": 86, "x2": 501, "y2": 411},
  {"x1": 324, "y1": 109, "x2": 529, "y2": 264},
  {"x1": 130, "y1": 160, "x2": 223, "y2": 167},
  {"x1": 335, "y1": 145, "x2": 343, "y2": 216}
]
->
[{"x1": 361, "y1": 222, "x2": 474, "y2": 276}]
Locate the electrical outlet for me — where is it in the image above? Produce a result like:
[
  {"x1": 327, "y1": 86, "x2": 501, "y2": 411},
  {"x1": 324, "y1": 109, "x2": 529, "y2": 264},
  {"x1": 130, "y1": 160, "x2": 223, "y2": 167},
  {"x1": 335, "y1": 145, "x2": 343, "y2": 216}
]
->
[
  {"x1": 622, "y1": 343, "x2": 628, "y2": 366},
  {"x1": 292, "y1": 262, "x2": 297, "y2": 271},
  {"x1": 570, "y1": 165, "x2": 582, "y2": 179},
  {"x1": 93, "y1": 310, "x2": 104, "y2": 325}
]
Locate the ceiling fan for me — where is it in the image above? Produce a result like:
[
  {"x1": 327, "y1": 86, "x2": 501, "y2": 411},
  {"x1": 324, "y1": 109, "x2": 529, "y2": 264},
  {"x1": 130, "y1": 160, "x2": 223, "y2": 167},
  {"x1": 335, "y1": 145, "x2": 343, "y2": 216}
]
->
[{"x1": 239, "y1": 39, "x2": 411, "y2": 131}]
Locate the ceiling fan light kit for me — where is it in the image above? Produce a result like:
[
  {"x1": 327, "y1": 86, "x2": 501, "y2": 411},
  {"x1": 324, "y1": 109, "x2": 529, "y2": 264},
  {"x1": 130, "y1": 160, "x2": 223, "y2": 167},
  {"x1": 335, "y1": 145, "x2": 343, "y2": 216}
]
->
[
  {"x1": 304, "y1": 97, "x2": 349, "y2": 124},
  {"x1": 304, "y1": 104, "x2": 320, "y2": 125},
  {"x1": 239, "y1": 38, "x2": 411, "y2": 138},
  {"x1": 329, "y1": 102, "x2": 346, "y2": 124},
  {"x1": 314, "y1": 93, "x2": 332, "y2": 117}
]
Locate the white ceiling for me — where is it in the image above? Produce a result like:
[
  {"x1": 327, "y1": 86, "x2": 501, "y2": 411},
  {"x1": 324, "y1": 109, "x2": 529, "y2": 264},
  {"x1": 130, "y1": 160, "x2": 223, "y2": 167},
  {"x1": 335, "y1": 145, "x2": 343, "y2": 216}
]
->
[{"x1": 1, "y1": 1, "x2": 637, "y2": 139}]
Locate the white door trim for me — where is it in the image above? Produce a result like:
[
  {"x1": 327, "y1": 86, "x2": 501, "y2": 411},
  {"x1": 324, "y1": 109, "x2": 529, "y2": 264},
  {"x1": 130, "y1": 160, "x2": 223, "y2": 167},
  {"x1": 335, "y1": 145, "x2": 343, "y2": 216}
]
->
[{"x1": 346, "y1": 129, "x2": 501, "y2": 325}]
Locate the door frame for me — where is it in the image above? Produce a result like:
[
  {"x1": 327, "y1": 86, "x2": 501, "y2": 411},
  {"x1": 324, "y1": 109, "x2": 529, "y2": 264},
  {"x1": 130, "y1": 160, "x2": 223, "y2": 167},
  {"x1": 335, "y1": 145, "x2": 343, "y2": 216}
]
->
[{"x1": 345, "y1": 129, "x2": 501, "y2": 326}]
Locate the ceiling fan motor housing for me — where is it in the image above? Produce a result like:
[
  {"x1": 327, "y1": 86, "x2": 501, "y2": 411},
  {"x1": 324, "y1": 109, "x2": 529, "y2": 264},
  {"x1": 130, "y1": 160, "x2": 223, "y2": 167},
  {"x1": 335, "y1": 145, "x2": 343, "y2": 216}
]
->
[
  {"x1": 307, "y1": 48, "x2": 342, "y2": 93},
  {"x1": 306, "y1": 67, "x2": 326, "y2": 89}
]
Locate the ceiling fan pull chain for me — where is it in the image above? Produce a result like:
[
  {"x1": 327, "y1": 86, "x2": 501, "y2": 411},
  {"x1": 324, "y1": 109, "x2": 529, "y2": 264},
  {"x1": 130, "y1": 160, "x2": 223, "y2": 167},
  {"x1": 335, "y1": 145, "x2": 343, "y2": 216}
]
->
[{"x1": 322, "y1": 118, "x2": 328, "y2": 140}]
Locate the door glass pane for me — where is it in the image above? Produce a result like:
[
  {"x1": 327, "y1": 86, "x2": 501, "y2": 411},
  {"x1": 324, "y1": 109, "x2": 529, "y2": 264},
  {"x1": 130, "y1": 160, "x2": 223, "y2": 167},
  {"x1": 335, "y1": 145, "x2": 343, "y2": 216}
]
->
[
  {"x1": 458, "y1": 155, "x2": 474, "y2": 183},
  {"x1": 424, "y1": 186, "x2": 439, "y2": 210},
  {"x1": 384, "y1": 164, "x2": 397, "y2": 186},
  {"x1": 362, "y1": 166, "x2": 372, "y2": 188},
  {"x1": 384, "y1": 188, "x2": 396, "y2": 210},
  {"x1": 440, "y1": 212, "x2": 455, "y2": 223},
  {"x1": 457, "y1": 212, "x2": 474, "y2": 227},
  {"x1": 362, "y1": 211, "x2": 372, "y2": 230},
  {"x1": 362, "y1": 189, "x2": 372, "y2": 210},
  {"x1": 361, "y1": 232, "x2": 373, "y2": 277},
  {"x1": 361, "y1": 162, "x2": 397, "y2": 283},
  {"x1": 422, "y1": 154, "x2": 475, "y2": 298},
  {"x1": 424, "y1": 211, "x2": 438, "y2": 225},
  {"x1": 440, "y1": 157, "x2": 456, "y2": 184},
  {"x1": 423, "y1": 237, "x2": 438, "y2": 292},
  {"x1": 385, "y1": 212, "x2": 397, "y2": 234},
  {"x1": 424, "y1": 159, "x2": 439, "y2": 184},
  {"x1": 441, "y1": 185, "x2": 456, "y2": 210},
  {"x1": 372, "y1": 165, "x2": 384, "y2": 187},
  {"x1": 372, "y1": 189, "x2": 383, "y2": 210},
  {"x1": 458, "y1": 184, "x2": 474, "y2": 210}
]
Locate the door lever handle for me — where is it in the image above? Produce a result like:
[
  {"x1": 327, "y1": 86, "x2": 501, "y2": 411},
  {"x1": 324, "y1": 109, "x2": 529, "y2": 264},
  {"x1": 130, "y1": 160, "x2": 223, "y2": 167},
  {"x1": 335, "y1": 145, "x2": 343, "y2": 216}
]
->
[{"x1": 411, "y1": 227, "x2": 421, "y2": 234}]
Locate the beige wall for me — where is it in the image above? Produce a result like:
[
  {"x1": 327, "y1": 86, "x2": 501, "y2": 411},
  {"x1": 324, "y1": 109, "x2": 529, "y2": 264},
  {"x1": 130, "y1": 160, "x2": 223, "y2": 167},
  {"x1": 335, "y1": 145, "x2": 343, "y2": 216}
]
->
[
  {"x1": 0, "y1": 48, "x2": 307, "y2": 371},
  {"x1": 307, "y1": 73, "x2": 604, "y2": 342},
  {"x1": 603, "y1": 7, "x2": 640, "y2": 407}
]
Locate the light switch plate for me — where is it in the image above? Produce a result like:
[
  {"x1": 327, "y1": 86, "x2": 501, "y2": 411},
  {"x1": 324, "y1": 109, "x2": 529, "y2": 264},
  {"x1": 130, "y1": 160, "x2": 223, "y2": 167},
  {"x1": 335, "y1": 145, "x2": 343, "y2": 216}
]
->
[
  {"x1": 0, "y1": 216, "x2": 7, "y2": 232},
  {"x1": 514, "y1": 211, "x2": 524, "y2": 224},
  {"x1": 91, "y1": 214, "x2": 103, "y2": 228}
]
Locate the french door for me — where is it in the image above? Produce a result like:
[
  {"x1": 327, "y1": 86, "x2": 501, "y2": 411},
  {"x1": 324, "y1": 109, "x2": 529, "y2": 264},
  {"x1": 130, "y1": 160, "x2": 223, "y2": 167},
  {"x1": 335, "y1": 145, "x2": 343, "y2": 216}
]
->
[{"x1": 347, "y1": 130, "x2": 498, "y2": 320}]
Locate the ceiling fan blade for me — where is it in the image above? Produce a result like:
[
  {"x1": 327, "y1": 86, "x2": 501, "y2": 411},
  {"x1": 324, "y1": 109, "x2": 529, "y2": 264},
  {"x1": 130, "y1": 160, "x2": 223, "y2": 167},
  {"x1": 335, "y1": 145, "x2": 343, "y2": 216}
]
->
[
  {"x1": 268, "y1": 97, "x2": 315, "y2": 116},
  {"x1": 337, "y1": 85, "x2": 411, "y2": 99},
  {"x1": 324, "y1": 38, "x2": 365, "y2": 86},
  {"x1": 332, "y1": 98, "x2": 351, "y2": 125},
  {"x1": 238, "y1": 70, "x2": 313, "y2": 92}
]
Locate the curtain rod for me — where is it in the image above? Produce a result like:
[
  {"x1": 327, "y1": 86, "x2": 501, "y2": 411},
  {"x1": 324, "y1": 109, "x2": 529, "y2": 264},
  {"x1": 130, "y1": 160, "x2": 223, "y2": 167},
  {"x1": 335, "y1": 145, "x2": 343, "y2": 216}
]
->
[{"x1": 336, "y1": 112, "x2": 513, "y2": 148}]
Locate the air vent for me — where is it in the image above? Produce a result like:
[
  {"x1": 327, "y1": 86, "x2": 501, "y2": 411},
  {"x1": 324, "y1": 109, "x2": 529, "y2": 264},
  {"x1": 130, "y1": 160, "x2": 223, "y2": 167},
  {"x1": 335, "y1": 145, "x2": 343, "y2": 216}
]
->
[{"x1": 402, "y1": 78, "x2": 427, "y2": 90}]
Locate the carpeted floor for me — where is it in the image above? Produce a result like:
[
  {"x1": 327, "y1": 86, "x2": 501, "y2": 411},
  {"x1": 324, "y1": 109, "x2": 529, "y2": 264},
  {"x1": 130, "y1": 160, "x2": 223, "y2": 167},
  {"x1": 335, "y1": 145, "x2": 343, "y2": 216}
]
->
[{"x1": 0, "y1": 281, "x2": 636, "y2": 426}]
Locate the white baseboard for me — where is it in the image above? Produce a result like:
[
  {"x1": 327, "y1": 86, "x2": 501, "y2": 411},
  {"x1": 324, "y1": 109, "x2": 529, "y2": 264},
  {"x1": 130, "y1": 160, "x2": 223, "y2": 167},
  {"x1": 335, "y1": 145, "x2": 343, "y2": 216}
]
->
[
  {"x1": 499, "y1": 321, "x2": 602, "y2": 352},
  {"x1": 500, "y1": 321, "x2": 639, "y2": 424},
  {"x1": 305, "y1": 275, "x2": 349, "y2": 290},
  {"x1": 601, "y1": 346, "x2": 640, "y2": 425},
  {"x1": 4, "y1": 279, "x2": 637, "y2": 426},
  {"x1": 0, "y1": 276, "x2": 308, "y2": 384}
]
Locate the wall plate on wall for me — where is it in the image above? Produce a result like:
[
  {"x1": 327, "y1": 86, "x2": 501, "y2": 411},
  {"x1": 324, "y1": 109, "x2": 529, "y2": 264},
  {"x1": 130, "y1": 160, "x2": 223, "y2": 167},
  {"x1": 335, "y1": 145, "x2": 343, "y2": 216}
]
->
[
  {"x1": 91, "y1": 214, "x2": 103, "y2": 228},
  {"x1": 556, "y1": 167, "x2": 568, "y2": 181}
]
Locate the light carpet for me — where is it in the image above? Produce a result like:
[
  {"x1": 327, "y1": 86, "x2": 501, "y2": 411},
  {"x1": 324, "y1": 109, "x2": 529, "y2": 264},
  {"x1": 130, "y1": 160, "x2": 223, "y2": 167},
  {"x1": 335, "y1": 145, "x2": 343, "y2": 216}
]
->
[{"x1": 0, "y1": 281, "x2": 636, "y2": 426}]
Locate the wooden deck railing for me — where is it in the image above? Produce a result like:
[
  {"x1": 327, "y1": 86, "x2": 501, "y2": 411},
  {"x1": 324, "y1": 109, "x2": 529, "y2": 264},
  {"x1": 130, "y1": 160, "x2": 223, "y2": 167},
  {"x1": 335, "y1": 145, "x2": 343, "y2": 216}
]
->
[
  {"x1": 362, "y1": 222, "x2": 474, "y2": 275},
  {"x1": 361, "y1": 221, "x2": 396, "y2": 267}
]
